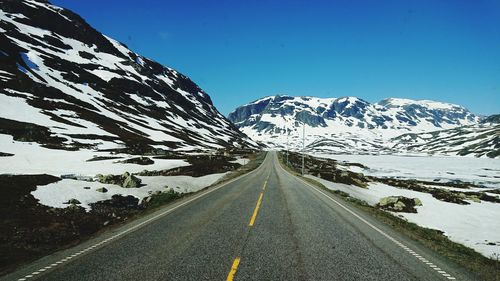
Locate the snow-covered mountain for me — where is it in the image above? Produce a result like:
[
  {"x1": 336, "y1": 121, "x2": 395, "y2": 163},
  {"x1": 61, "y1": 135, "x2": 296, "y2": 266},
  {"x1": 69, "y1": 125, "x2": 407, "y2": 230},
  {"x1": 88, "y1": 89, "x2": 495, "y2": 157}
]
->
[
  {"x1": 0, "y1": 0, "x2": 256, "y2": 153},
  {"x1": 390, "y1": 116, "x2": 499, "y2": 158},
  {"x1": 228, "y1": 95, "x2": 498, "y2": 157}
]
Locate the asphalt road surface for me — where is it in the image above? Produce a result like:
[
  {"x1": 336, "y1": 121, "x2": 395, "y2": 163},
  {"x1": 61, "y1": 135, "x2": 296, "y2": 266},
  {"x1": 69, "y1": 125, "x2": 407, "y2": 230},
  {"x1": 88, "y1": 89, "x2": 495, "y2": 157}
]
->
[{"x1": 4, "y1": 152, "x2": 480, "y2": 281}]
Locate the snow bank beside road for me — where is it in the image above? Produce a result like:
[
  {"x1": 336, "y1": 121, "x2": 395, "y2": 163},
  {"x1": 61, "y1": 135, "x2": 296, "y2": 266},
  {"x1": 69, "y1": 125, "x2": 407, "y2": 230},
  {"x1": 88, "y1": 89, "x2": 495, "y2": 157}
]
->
[{"x1": 308, "y1": 175, "x2": 500, "y2": 259}]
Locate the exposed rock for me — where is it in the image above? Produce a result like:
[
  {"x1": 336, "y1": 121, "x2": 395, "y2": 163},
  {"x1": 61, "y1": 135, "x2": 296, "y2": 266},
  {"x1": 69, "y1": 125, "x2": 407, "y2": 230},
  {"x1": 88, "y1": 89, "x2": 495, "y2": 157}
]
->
[
  {"x1": 96, "y1": 174, "x2": 122, "y2": 185},
  {"x1": 284, "y1": 152, "x2": 370, "y2": 188},
  {"x1": 64, "y1": 198, "x2": 81, "y2": 205},
  {"x1": 122, "y1": 173, "x2": 141, "y2": 188},
  {"x1": 430, "y1": 189, "x2": 470, "y2": 205},
  {"x1": 414, "y1": 198, "x2": 423, "y2": 206},
  {"x1": 377, "y1": 196, "x2": 422, "y2": 213},
  {"x1": 467, "y1": 195, "x2": 481, "y2": 203},
  {"x1": 96, "y1": 187, "x2": 108, "y2": 193},
  {"x1": 137, "y1": 155, "x2": 241, "y2": 177},
  {"x1": 86, "y1": 156, "x2": 122, "y2": 162},
  {"x1": 118, "y1": 157, "x2": 154, "y2": 165},
  {"x1": 95, "y1": 171, "x2": 141, "y2": 188},
  {"x1": 91, "y1": 195, "x2": 141, "y2": 210}
]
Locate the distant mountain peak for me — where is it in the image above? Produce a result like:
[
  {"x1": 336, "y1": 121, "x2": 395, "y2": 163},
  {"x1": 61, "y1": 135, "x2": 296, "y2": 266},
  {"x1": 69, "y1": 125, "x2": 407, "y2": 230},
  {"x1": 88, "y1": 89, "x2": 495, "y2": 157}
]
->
[{"x1": 228, "y1": 94, "x2": 494, "y2": 157}]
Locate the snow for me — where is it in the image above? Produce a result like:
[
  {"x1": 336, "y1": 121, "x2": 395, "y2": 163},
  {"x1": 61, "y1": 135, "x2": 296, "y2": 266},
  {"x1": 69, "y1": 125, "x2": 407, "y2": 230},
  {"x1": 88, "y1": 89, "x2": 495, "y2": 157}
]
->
[
  {"x1": 140, "y1": 173, "x2": 228, "y2": 194},
  {"x1": 315, "y1": 153, "x2": 500, "y2": 188},
  {"x1": 31, "y1": 173, "x2": 229, "y2": 210},
  {"x1": 20, "y1": 52, "x2": 39, "y2": 70},
  {"x1": 103, "y1": 35, "x2": 131, "y2": 59},
  {"x1": 135, "y1": 56, "x2": 145, "y2": 66},
  {"x1": 0, "y1": 93, "x2": 118, "y2": 139},
  {"x1": 1, "y1": 4, "x2": 248, "y2": 153},
  {"x1": 24, "y1": 0, "x2": 72, "y2": 22},
  {"x1": 0, "y1": 70, "x2": 13, "y2": 81},
  {"x1": 380, "y1": 98, "x2": 460, "y2": 110},
  {"x1": 235, "y1": 94, "x2": 480, "y2": 153},
  {"x1": 0, "y1": 135, "x2": 190, "y2": 176},
  {"x1": 0, "y1": 94, "x2": 56, "y2": 126},
  {"x1": 127, "y1": 93, "x2": 150, "y2": 106},
  {"x1": 229, "y1": 157, "x2": 248, "y2": 165},
  {"x1": 90, "y1": 69, "x2": 123, "y2": 82},
  {"x1": 309, "y1": 176, "x2": 500, "y2": 258}
]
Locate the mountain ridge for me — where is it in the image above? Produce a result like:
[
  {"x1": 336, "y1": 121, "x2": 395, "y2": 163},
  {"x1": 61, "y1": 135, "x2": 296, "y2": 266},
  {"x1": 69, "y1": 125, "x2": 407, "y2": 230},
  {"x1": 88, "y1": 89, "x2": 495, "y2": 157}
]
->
[
  {"x1": 228, "y1": 94, "x2": 498, "y2": 158},
  {"x1": 0, "y1": 0, "x2": 257, "y2": 153}
]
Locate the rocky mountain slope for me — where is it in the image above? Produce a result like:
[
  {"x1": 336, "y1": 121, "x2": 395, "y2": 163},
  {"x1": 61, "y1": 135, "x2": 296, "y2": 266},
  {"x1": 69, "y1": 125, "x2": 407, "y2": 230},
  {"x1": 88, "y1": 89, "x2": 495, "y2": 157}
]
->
[
  {"x1": 391, "y1": 115, "x2": 499, "y2": 158},
  {"x1": 0, "y1": 0, "x2": 256, "y2": 154},
  {"x1": 229, "y1": 95, "x2": 498, "y2": 157}
]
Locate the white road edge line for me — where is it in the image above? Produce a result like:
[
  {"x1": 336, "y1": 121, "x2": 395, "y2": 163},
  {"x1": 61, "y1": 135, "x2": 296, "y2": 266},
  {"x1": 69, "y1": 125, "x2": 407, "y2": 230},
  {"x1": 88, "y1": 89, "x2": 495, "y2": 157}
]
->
[
  {"x1": 16, "y1": 160, "x2": 266, "y2": 281},
  {"x1": 283, "y1": 164, "x2": 458, "y2": 280}
]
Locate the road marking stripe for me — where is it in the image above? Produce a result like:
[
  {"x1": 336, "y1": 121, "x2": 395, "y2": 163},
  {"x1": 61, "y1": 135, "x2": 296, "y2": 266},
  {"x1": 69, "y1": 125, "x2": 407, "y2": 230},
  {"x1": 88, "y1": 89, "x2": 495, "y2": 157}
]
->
[
  {"x1": 226, "y1": 172, "x2": 270, "y2": 279},
  {"x1": 262, "y1": 173, "x2": 270, "y2": 191},
  {"x1": 226, "y1": 257, "x2": 241, "y2": 281},
  {"x1": 249, "y1": 192, "x2": 264, "y2": 226},
  {"x1": 16, "y1": 160, "x2": 267, "y2": 281},
  {"x1": 286, "y1": 168, "x2": 459, "y2": 281}
]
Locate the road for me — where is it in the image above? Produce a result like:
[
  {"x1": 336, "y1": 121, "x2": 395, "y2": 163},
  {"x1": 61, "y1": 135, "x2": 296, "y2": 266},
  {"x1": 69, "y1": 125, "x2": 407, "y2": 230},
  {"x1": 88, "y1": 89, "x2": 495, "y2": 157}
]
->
[{"x1": 4, "y1": 152, "x2": 478, "y2": 281}]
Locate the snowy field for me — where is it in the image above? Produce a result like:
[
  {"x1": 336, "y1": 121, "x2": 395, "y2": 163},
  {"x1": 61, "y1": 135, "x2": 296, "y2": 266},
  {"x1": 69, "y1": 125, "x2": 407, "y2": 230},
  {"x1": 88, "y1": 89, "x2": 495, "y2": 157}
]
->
[
  {"x1": 0, "y1": 135, "x2": 190, "y2": 176},
  {"x1": 32, "y1": 173, "x2": 229, "y2": 210},
  {"x1": 314, "y1": 153, "x2": 500, "y2": 188},
  {"x1": 1, "y1": 135, "x2": 236, "y2": 213}
]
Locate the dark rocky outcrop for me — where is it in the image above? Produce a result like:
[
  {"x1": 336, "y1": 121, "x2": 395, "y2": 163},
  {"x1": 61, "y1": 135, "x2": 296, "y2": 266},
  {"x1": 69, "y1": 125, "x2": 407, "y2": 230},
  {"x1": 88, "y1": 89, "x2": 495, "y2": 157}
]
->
[{"x1": 95, "y1": 172, "x2": 142, "y2": 188}]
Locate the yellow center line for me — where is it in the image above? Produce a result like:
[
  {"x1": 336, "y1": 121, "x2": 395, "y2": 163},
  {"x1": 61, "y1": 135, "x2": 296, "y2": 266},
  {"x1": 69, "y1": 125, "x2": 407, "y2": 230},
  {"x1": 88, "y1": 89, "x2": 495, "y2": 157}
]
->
[
  {"x1": 249, "y1": 192, "x2": 264, "y2": 226},
  {"x1": 226, "y1": 257, "x2": 241, "y2": 281},
  {"x1": 226, "y1": 174, "x2": 271, "y2": 279}
]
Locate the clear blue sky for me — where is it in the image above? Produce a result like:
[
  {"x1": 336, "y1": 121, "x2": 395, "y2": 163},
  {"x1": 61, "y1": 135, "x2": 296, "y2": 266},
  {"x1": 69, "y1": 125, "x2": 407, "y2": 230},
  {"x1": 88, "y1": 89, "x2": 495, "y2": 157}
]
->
[{"x1": 51, "y1": 0, "x2": 500, "y2": 116}]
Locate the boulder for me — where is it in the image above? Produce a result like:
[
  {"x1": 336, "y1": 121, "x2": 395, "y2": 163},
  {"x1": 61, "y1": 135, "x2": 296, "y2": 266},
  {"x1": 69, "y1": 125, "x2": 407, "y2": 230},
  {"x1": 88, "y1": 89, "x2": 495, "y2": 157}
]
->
[
  {"x1": 64, "y1": 198, "x2": 81, "y2": 205},
  {"x1": 96, "y1": 174, "x2": 121, "y2": 185},
  {"x1": 393, "y1": 201, "x2": 406, "y2": 211},
  {"x1": 379, "y1": 196, "x2": 399, "y2": 206},
  {"x1": 96, "y1": 187, "x2": 108, "y2": 193},
  {"x1": 377, "y1": 196, "x2": 422, "y2": 213},
  {"x1": 413, "y1": 198, "x2": 423, "y2": 206},
  {"x1": 96, "y1": 172, "x2": 141, "y2": 188},
  {"x1": 122, "y1": 174, "x2": 141, "y2": 188}
]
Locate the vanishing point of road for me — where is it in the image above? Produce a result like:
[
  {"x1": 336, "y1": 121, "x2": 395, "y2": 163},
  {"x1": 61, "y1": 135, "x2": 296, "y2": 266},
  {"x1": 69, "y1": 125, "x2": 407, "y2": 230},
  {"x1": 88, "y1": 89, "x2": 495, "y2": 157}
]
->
[{"x1": 3, "y1": 152, "x2": 479, "y2": 281}]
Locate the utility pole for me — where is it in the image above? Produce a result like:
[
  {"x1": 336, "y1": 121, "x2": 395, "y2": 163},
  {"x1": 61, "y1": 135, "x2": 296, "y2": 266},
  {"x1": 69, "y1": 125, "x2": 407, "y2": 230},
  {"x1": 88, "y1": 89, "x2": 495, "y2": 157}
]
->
[
  {"x1": 286, "y1": 129, "x2": 289, "y2": 165},
  {"x1": 302, "y1": 122, "x2": 305, "y2": 175}
]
